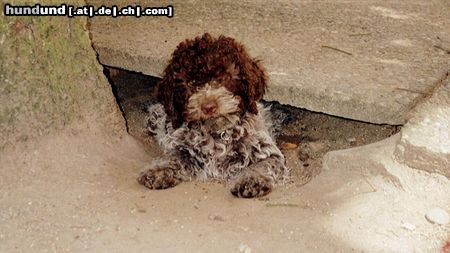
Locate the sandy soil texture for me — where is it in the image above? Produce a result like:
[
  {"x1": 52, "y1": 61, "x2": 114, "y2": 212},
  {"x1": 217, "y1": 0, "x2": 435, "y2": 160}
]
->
[
  {"x1": 1, "y1": 127, "x2": 448, "y2": 253},
  {"x1": 0, "y1": 69, "x2": 448, "y2": 253}
]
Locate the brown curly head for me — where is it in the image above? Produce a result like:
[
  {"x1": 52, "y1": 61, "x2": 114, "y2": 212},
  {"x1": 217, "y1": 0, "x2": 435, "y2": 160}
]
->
[{"x1": 156, "y1": 33, "x2": 267, "y2": 128}]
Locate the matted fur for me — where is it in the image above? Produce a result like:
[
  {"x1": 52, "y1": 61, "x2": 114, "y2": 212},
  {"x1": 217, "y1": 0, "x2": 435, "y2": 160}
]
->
[
  {"x1": 145, "y1": 103, "x2": 289, "y2": 180},
  {"x1": 138, "y1": 33, "x2": 289, "y2": 198}
]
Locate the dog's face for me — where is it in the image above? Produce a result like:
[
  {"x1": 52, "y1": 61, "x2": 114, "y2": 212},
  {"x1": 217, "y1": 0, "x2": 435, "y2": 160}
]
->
[
  {"x1": 157, "y1": 33, "x2": 266, "y2": 127},
  {"x1": 186, "y1": 81, "x2": 241, "y2": 121}
]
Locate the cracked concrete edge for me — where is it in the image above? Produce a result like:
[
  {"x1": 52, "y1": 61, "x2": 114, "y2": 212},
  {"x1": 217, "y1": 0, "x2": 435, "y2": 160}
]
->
[
  {"x1": 402, "y1": 72, "x2": 450, "y2": 121},
  {"x1": 321, "y1": 133, "x2": 449, "y2": 193},
  {"x1": 95, "y1": 44, "x2": 411, "y2": 125},
  {"x1": 394, "y1": 140, "x2": 450, "y2": 178},
  {"x1": 95, "y1": 45, "x2": 166, "y2": 77},
  {"x1": 322, "y1": 71, "x2": 450, "y2": 179},
  {"x1": 264, "y1": 84, "x2": 410, "y2": 125},
  {"x1": 393, "y1": 73, "x2": 450, "y2": 178},
  {"x1": 322, "y1": 134, "x2": 405, "y2": 188}
]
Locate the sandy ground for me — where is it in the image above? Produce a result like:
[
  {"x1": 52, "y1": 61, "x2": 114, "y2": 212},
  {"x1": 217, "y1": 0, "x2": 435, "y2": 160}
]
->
[
  {"x1": 1, "y1": 126, "x2": 449, "y2": 253},
  {"x1": 0, "y1": 71, "x2": 449, "y2": 253}
]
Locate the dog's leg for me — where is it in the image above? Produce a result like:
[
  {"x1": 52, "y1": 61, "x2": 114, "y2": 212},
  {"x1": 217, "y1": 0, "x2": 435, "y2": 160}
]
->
[
  {"x1": 137, "y1": 155, "x2": 195, "y2": 190},
  {"x1": 230, "y1": 155, "x2": 287, "y2": 198}
]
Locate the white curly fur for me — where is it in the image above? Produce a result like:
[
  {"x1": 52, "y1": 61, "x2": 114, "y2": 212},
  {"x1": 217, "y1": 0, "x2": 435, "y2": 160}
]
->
[{"x1": 145, "y1": 103, "x2": 289, "y2": 184}]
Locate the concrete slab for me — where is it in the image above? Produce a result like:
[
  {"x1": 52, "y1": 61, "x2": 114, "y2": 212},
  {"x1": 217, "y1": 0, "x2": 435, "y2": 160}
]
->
[
  {"x1": 394, "y1": 74, "x2": 450, "y2": 178},
  {"x1": 320, "y1": 134, "x2": 450, "y2": 251},
  {"x1": 89, "y1": 0, "x2": 450, "y2": 124}
]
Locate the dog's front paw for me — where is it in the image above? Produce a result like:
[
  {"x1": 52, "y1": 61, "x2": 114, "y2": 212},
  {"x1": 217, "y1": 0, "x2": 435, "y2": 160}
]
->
[
  {"x1": 230, "y1": 173, "x2": 273, "y2": 198},
  {"x1": 137, "y1": 167, "x2": 181, "y2": 190}
]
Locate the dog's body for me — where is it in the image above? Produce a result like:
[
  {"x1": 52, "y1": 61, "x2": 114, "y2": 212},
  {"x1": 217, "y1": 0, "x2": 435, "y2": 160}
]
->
[{"x1": 138, "y1": 33, "x2": 289, "y2": 198}]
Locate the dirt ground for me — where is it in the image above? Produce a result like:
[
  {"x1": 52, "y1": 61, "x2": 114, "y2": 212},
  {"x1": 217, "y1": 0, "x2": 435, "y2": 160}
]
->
[{"x1": 0, "y1": 69, "x2": 448, "y2": 253}]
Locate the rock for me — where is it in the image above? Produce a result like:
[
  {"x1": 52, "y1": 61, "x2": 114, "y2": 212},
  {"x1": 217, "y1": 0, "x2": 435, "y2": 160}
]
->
[
  {"x1": 298, "y1": 150, "x2": 310, "y2": 162},
  {"x1": 394, "y1": 79, "x2": 450, "y2": 178},
  {"x1": 308, "y1": 141, "x2": 327, "y2": 153},
  {"x1": 281, "y1": 142, "x2": 298, "y2": 150},
  {"x1": 208, "y1": 214, "x2": 225, "y2": 222},
  {"x1": 239, "y1": 243, "x2": 252, "y2": 253},
  {"x1": 425, "y1": 208, "x2": 449, "y2": 225},
  {"x1": 347, "y1": 137, "x2": 357, "y2": 146},
  {"x1": 401, "y1": 222, "x2": 416, "y2": 231}
]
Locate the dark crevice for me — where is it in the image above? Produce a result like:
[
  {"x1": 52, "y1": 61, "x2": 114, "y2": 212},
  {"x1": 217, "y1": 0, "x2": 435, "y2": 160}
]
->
[{"x1": 102, "y1": 66, "x2": 131, "y2": 133}]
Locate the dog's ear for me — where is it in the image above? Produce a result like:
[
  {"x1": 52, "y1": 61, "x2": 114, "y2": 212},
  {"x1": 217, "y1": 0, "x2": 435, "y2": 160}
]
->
[
  {"x1": 156, "y1": 75, "x2": 185, "y2": 128},
  {"x1": 156, "y1": 76, "x2": 174, "y2": 122},
  {"x1": 240, "y1": 58, "x2": 267, "y2": 114}
]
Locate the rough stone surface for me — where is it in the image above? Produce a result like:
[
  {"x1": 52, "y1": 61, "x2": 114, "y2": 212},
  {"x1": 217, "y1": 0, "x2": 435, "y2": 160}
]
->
[
  {"x1": 0, "y1": 2, "x2": 125, "y2": 149},
  {"x1": 89, "y1": 0, "x2": 450, "y2": 124},
  {"x1": 394, "y1": 76, "x2": 450, "y2": 178}
]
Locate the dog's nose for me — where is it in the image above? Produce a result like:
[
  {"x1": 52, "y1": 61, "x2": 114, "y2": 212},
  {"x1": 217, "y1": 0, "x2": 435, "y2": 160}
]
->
[{"x1": 201, "y1": 101, "x2": 218, "y2": 115}]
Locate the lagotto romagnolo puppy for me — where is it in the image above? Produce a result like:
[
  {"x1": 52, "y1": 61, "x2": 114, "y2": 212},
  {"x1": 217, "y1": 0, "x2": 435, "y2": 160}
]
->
[{"x1": 138, "y1": 33, "x2": 290, "y2": 198}]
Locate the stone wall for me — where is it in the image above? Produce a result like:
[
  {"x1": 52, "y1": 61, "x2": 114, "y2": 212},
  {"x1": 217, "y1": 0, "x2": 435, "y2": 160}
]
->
[{"x1": 0, "y1": 0, "x2": 125, "y2": 149}]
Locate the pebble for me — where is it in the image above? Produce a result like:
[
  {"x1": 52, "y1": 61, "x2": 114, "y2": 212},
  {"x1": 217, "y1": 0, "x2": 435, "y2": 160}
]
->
[
  {"x1": 238, "y1": 226, "x2": 250, "y2": 231},
  {"x1": 425, "y1": 208, "x2": 449, "y2": 225},
  {"x1": 208, "y1": 214, "x2": 225, "y2": 222},
  {"x1": 281, "y1": 142, "x2": 298, "y2": 150},
  {"x1": 401, "y1": 222, "x2": 416, "y2": 231},
  {"x1": 308, "y1": 141, "x2": 327, "y2": 152},
  {"x1": 239, "y1": 243, "x2": 251, "y2": 253},
  {"x1": 298, "y1": 151, "x2": 309, "y2": 162},
  {"x1": 347, "y1": 137, "x2": 357, "y2": 145}
]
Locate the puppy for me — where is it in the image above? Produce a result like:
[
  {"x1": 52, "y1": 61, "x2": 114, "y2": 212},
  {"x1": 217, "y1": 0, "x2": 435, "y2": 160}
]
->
[{"x1": 138, "y1": 33, "x2": 289, "y2": 198}]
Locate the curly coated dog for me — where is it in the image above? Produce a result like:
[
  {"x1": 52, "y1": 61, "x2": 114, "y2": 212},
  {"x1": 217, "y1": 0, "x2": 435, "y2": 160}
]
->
[{"x1": 138, "y1": 33, "x2": 289, "y2": 198}]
